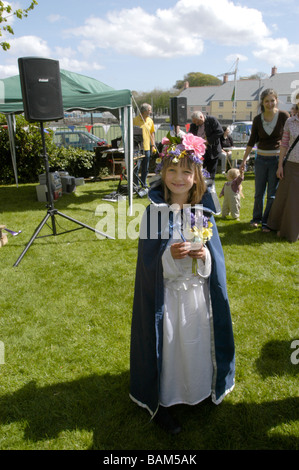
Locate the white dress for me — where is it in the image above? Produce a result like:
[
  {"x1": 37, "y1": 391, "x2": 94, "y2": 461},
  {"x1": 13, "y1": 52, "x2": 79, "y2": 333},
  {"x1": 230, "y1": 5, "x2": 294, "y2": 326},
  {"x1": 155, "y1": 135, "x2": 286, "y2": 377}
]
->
[{"x1": 159, "y1": 240, "x2": 213, "y2": 407}]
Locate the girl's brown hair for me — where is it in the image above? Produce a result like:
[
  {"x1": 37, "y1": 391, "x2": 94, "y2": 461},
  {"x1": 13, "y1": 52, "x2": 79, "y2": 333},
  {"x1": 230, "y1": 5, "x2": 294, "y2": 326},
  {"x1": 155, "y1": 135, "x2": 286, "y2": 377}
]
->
[{"x1": 161, "y1": 156, "x2": 206, "y2": 205}]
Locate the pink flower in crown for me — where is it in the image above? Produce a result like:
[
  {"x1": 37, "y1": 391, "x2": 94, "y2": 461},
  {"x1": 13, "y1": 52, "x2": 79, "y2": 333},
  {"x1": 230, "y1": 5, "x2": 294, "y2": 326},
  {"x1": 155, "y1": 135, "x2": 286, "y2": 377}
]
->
[
  {"x1": 182, "y1": 133, "x2": 206, "y2": 158},
  {"x1": 161, "y1": 136, "x2": 171, "y2": 145}
]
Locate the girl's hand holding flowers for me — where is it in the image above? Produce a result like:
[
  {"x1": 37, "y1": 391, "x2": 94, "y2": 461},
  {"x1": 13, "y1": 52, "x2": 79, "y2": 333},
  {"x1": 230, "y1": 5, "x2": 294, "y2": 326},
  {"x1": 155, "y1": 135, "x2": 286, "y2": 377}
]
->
[
  {"x1": 170, "y1": 242, "x2": 191, "y2": 259},
  {"x1": 188, "y1": 245, "x2": 206, "y2": 262},
  {"x1": 170, "y1": 242, "x2": 206, "y2": 263}
]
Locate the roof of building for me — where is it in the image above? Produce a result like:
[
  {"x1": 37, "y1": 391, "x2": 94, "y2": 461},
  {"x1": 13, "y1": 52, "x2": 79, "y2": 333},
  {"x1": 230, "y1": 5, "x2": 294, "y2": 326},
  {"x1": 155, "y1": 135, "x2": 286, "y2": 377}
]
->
[
  {"x1": 180, "y1": 71, "x2": 299, "y2": 103},
  {"x1": 180, "y1": 86, "x2": 218, "y2": 105},
  {"x1": 260, "y1": 72, "x2": 299, "y2": 95}
]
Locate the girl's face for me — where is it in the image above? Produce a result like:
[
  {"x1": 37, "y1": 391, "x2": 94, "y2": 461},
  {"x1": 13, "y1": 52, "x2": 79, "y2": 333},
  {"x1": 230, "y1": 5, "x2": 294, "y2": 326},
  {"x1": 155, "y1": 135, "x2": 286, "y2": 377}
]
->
[
  {"x1": 263, "y1": 93, "x2": 277, "y2": 111},
  {"x1": 164, "y1": 163, "x2": 196, "y2": 201}
]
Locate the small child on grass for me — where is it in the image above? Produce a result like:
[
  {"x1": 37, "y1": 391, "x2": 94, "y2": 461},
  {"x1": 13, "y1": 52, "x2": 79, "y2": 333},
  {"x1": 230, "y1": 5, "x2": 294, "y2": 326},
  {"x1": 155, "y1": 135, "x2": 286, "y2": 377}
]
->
[{"x1": 219, "y1": 168, "x2": 244, "y2": 220}]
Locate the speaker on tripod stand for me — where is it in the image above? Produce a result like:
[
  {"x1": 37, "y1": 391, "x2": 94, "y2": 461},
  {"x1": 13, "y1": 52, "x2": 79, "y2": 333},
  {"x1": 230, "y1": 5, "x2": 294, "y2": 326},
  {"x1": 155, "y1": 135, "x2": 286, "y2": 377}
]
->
[
  {"x1": 18, "y1": 57, "x2": 64, "y2": 122},
  {"x1": 14, "y1": 57, "x2": 113, "y2": 267}
]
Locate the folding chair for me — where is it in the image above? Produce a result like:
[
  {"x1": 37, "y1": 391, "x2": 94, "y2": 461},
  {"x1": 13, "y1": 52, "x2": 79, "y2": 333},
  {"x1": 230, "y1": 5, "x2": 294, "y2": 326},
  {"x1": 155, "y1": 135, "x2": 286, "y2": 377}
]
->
[{"x1": 103, "y1": 127, "x2": 148, "y2": 201}]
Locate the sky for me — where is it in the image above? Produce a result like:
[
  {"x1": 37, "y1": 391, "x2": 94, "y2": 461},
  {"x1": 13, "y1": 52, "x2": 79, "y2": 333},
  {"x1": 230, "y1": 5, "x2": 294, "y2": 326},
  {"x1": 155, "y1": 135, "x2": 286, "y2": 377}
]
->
[{"x1": 1, "y1": 0, "x2": 299, "y2": 92}]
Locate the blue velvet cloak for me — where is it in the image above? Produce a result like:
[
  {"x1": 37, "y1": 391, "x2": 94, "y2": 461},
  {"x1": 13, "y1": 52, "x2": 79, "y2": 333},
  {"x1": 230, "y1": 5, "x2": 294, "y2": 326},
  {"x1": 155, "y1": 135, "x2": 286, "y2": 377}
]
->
[{"x1": 129, "y1": 181, "x2": 235, "y2": 416}]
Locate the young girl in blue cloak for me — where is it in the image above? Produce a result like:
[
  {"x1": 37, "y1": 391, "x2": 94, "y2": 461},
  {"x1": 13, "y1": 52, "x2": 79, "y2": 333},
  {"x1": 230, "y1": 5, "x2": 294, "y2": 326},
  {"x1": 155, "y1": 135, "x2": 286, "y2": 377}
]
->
[{"x1": 130, "y1": 133, "x2": 235, "y2": 435}]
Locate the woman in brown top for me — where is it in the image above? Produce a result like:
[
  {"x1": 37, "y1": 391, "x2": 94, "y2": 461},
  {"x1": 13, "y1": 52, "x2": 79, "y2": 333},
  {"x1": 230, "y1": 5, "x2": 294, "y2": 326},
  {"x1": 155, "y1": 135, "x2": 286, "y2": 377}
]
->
[{"x1": 240, "y1": 89, "x2": 289, "y2": 231}]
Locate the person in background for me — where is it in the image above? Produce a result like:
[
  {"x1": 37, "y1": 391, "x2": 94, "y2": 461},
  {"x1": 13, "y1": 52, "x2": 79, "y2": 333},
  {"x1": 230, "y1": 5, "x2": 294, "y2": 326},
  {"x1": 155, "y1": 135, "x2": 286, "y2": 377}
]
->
[
  {"x1": 290, "y1": 104, "x2": 297, "y2": 117},
  {"x1": 239, "y1": 89, "x2": 289, "y2": 232},
  {"x1": 267, "y1": 99, "x2": 299, "y2": 242},
  {"x1": 133, "y1": 103, "x2": 155, "y2": 187},
  {"x1": 219, "y1": 167, "x2": 244, "y2": 220},
  {"x1": 190, "y1": 111, "x2": 223, "y2": 180},
  {"x1": 174, "y1": 125, "x2": 186, "y2": 137},
  {"x1": 220, "y1": 126, "x2": 234, "y2": 173}
]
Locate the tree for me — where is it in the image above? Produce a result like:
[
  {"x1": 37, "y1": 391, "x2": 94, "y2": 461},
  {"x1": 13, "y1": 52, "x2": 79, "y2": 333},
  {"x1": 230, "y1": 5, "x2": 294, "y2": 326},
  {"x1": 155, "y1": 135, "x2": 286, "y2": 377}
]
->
[
  {"x1": 0, "y1": 114, "x2": 94, "y2": 184},
  {"x1": 174, "y1": 72, "x2": 221, "y2": 90},
  {"x1": 243, "y1": 72, "x2": 269, "y2": 80},
  {"x1": 133, "y1": 88, "x2": 180, "y2": 116},
  {"x1": 0, "y1": 1, "x2": 38, "y2": 51}
]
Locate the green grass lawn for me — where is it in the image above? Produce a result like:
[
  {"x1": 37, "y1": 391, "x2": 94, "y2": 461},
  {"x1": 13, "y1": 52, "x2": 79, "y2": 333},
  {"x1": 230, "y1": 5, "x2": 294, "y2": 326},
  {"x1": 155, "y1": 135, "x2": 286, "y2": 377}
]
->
[{"x1": 0, "y1": 174, "x2": 298, "y2": 450}]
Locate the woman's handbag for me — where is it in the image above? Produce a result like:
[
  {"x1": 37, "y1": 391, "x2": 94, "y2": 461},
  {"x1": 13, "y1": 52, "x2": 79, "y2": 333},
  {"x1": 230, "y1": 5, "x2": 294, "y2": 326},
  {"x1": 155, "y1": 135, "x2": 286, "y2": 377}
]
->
[{"x1": 283, "y1": 134, "x2": 299, "y2": 167}]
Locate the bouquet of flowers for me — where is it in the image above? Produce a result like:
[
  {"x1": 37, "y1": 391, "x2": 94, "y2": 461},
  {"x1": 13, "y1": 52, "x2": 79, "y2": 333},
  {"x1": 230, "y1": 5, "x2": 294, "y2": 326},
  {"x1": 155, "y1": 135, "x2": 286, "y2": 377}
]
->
[{"x1": 183, "y1": 207, "x2": 213, "y2": 275}]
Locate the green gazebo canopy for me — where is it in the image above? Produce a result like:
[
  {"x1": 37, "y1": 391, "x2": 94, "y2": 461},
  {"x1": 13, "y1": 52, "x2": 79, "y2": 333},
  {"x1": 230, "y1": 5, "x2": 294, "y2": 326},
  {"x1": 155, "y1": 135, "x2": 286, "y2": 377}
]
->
[
  {"x1": 0, "y1": 68, "x2": 132, "y2": 113},
  {"x1": 0, "y1": 68, "x2": 134, "y2": 211}
]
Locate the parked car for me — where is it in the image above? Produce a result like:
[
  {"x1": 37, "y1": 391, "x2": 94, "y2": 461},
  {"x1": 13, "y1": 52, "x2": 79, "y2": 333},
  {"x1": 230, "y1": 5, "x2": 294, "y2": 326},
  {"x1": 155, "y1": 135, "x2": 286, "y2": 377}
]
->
[
  {"x1": 230, "y1": 121, "x2": 252, "y2": 143},
  {"x1": 53, "y1": 130, "x2": 107, "y2": 151}
]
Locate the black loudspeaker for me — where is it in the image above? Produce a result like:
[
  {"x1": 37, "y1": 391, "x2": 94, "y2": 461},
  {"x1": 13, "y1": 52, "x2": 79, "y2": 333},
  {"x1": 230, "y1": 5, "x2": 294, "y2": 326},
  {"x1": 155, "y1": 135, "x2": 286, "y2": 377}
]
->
[
  {"x1": 170, "y1": 97, "x2": 187, "y2": 126},
  {"x1": 18, "y1": 57, "x2": 64, "y2": 122}
]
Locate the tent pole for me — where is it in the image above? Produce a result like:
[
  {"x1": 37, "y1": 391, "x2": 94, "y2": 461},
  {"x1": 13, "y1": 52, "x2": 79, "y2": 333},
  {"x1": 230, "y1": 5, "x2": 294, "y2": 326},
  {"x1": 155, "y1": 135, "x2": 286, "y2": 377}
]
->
[
  {"x1": 6, "y1": 114, "x2": 19, "y2": 187},
  {"x1": 128, "y1": 104, "x2": 134, "y2": 216}
]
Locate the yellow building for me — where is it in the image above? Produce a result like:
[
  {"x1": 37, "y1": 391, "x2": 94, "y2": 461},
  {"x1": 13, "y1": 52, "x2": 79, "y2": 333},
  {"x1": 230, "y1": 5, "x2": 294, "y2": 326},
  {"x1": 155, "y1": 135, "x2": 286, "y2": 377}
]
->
[{"x1": 179, "y1": 67, "x2": 299, "y2": 124}]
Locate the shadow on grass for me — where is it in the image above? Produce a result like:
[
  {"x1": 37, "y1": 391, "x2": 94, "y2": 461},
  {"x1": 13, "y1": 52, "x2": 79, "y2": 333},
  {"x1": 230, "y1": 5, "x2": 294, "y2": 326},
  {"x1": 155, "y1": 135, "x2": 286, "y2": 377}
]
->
[
  {"x1": 256, "y1": 339, "x2": 299, "y2": 378},
  {"x1": 0, "y1": 372, "x2": 298, "y2": 450},
  {"x1": 216, "y1": 220, "x2": 283, "y2": 246},
  {"x1": 0, "y1": 183, "x2": 119, "y2": 215}
]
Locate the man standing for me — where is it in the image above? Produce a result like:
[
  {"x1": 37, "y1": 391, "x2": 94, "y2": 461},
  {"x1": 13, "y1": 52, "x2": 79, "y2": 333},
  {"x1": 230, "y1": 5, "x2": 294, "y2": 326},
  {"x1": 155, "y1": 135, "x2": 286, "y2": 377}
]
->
[
  {"x1": 190, "y1": 111, "x2": 223, "y2": 179},
  {"x1": 133, "y1": 103, "x2": 155, "y2": 187}
]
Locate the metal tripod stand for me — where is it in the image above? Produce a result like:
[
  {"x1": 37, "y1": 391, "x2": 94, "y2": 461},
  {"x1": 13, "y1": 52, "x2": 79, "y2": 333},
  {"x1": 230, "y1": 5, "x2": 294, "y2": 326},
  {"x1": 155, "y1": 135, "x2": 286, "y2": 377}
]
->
[{"x1": 13, "y1": 122, "x2": 114, "y2": 267}]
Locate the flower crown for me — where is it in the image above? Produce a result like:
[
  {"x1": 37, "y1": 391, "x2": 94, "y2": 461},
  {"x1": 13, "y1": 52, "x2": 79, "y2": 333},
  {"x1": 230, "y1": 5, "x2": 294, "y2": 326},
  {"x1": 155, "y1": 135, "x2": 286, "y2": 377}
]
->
[{"x1": 155, "y1": 132, "x2": 206, "y2": 174}]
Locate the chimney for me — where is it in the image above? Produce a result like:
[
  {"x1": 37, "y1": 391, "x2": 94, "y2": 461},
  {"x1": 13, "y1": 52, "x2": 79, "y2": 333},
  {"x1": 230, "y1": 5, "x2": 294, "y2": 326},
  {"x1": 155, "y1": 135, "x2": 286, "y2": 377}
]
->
[
  {"x1": 184, "y1": 81, "x2": 189, "y2": 89},
  {"x1": 223, "y1": 74, "x2": 228, "y2": 84},
  {"x1": 271, "y1": 66, "x2": 277, "y2": 76}
]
